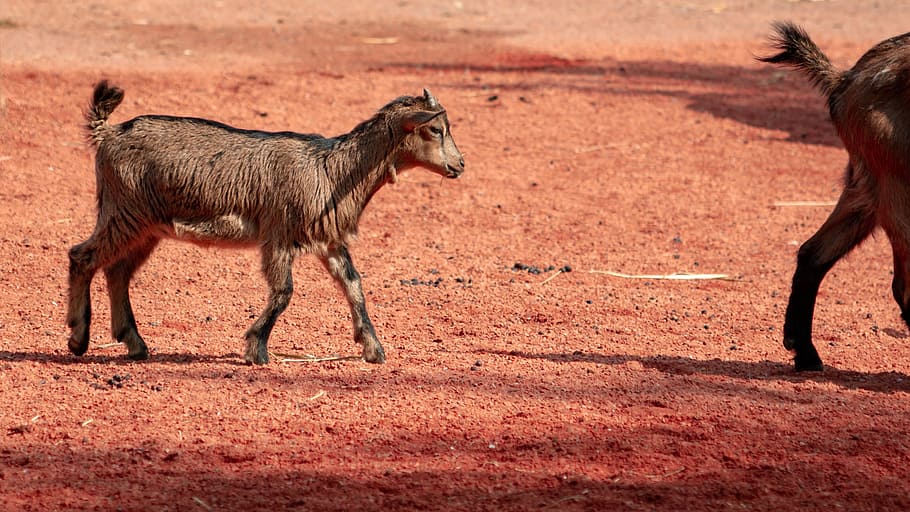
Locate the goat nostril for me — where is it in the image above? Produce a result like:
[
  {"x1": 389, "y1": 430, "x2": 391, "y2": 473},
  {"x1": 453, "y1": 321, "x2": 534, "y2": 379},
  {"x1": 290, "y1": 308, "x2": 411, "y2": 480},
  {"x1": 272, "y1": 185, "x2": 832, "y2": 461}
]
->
[{"x1": 459, "y1": 158, "x2": 465, "y2": 168}]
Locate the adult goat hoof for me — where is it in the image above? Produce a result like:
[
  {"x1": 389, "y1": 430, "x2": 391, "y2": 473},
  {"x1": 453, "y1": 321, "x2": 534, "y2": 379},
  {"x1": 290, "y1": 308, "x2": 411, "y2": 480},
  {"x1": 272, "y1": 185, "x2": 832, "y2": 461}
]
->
[
  {"x1": 793, "y1": 353, "x2": 824, "y2": 372},
  {"x1": 782, "y1": 336, "x2": 796, "y2": 351},
  {"x1": 127, "y1": 347, "x2": 149, "y2": 361},
  {"x1": 68, "y1": 335, "x2": 89, "y2": 356}
]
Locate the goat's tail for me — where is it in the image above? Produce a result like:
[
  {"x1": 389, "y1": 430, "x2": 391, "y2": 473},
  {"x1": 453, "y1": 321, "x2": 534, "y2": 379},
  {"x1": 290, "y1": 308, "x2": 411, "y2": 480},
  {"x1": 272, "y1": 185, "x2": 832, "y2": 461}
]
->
[
  {"x1": 758, "y1": 21, "x2": 844, "y2": 98},
  {"x1": 84, "y1": 80, "x2": 124, "y2": 147}
]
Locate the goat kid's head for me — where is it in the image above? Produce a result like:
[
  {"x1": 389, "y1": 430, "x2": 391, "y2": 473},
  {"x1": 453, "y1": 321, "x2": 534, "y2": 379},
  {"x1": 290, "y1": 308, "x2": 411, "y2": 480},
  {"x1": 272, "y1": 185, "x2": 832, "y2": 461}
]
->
[{"x1": 396, "y1": 89, "x2": 464, "y2": 179}]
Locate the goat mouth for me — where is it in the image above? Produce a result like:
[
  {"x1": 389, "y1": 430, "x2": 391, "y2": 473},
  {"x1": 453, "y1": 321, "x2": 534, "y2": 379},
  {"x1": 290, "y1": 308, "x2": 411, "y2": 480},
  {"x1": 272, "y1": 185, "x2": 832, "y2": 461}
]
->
[{"x1": 445, "y1": 165, "x2": 464, "y2": 178}]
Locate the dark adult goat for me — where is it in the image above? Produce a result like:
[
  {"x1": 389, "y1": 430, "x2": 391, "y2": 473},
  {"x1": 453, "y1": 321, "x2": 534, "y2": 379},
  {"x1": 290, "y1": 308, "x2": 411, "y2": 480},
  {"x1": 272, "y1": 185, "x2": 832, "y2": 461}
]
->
[
  {"x1": 67, "y1": 81, "x2": 464, "y2": 365},
  {"x1": 760, "y1": 22, "x2": 910, "y2": 370}
]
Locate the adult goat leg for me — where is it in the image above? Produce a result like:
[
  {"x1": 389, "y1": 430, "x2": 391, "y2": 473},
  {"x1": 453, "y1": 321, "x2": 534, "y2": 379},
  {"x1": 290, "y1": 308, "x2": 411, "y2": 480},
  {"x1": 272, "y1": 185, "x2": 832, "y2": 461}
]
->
[
  {"x1": 891, "y1": 246, "x2": 910, "y2": 329},
  {"x1": 884, "y1": 198, "x2": 910, "y2": 331},
  {"x1": 323, "y1": 245, "x2": 386, "y2": 363},
  {"x1": 104, "y1": 237, "x2": 159, "y2": 360},
  {"x1": 783, "y1": 173, "x2": 876, "y2": 371},
  {"x1": 244, "y1": 245, "x2": 295, "y2": 365}
]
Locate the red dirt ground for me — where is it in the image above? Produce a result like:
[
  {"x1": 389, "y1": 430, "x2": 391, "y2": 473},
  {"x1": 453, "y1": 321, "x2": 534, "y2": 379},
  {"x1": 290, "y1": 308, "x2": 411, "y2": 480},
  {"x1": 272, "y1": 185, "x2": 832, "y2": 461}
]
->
[{"x1": 2, "y1": 1, "x2": 910, "y2": 510}]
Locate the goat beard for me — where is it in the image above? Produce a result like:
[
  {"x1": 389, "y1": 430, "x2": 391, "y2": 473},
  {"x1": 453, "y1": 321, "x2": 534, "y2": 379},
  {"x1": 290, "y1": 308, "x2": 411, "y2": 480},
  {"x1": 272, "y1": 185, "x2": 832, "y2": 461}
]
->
[{"x1": 388, "y1": 162, "x2": 398, "y2": 184}]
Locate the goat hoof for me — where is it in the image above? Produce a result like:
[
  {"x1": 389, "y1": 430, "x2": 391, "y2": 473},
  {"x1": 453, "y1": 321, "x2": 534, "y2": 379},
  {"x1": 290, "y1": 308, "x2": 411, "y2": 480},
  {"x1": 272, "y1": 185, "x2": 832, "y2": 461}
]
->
[
  {"x1": 127, "y1": 347, "x2": 149, "y2": 361},
  {"x1": 244, "y1": 351, "x2": 270, "y2": 365},
  {"x1": 122, "y1": 333, "x2": 149, "y2": 360},
  {"x1": 362, "y1": 343, "x2": 386, "y2": 364},
  {"x1": 68, "y1": 335, "x2": 89, "y2": 356},
  {"x1": 243, "y1": 337, "x2": 270, "y2": 365},
  {"x1": 783, "y1": 337, "x2": 796, "y2": 351},
  {"x1": 793, "y1": 353, "x2": 824, "y2": 372}
]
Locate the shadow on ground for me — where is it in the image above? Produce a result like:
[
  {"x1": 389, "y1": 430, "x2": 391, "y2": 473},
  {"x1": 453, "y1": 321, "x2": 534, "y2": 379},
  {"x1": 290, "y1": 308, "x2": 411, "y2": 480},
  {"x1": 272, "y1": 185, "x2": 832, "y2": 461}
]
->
[
  {"x1": 0, "y1": 349, "x2": 245, "y2": 366},
  {"x1": 386, "y1": 54, "x2": 842, "y2": 148},
  {"x1": 480, "y1": 349, "x2": 910, "y2": 394},
  {"x1": 2, "y1": 438, "x2": 908, "y2": 512}
]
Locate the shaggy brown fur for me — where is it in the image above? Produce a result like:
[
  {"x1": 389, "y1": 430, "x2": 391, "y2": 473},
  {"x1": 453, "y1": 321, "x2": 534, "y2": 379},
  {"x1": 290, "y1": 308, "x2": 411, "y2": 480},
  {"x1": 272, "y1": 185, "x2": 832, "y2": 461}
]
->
[
  {"x1": 759, "y1": 22, "x2": 910, "y2": 371},
  {"x1": 67, "y1": 81, "x2": 464, "y2": 364}
]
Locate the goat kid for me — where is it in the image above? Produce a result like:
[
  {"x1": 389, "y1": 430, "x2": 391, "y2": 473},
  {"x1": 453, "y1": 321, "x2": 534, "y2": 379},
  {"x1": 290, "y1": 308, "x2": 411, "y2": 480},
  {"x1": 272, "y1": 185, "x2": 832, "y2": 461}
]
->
[
  {"x1": 760, "y1": 22, "x2": 910, "y2": 370},
  {"x1": 68, "y1": 81, "x2": 464, "y2": 365}
]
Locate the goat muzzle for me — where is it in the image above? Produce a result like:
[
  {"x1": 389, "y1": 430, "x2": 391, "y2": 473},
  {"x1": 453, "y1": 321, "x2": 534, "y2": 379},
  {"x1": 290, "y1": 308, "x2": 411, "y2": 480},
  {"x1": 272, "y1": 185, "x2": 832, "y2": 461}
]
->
[
  {"x1": 445, "y1": 163, "x2": 464, "y2": 178},
  {"x1": 445, "y1": 157, "x2": 465, "y2": 178}
]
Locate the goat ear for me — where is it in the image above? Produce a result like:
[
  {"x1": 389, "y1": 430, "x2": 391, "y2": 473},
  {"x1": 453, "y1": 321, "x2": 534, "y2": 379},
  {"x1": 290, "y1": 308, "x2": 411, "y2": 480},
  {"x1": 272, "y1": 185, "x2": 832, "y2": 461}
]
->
[
  {"x1": 423, "y1": 88, "x2": 440, "y2": 109},
  {"x1": 402, "y1": 110, "x2": 443, "y2": 133}
]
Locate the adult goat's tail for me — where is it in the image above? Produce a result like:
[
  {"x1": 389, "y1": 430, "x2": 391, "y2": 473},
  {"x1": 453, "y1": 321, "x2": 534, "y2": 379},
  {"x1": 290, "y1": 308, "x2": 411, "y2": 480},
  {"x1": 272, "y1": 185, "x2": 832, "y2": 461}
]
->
[
  {"x1": 758, "y1": 21, "x2": 843, "y2": 98},
  {"x1": 84, "y1": 80, "x2": 124, "y2": 147}
]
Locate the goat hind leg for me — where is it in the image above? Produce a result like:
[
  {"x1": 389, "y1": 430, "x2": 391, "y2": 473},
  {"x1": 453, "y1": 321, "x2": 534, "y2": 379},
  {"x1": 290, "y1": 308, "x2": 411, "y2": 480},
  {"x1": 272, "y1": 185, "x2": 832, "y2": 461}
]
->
[
  {"x1": 67, "y1": 239, "x2": 100, "y2": 356},
  {"x1": 104, "y1": 237, "x2": 159, "y2": 360},
  {"x1": 68, "y1": 218, "x2": 143, "y2": 356},
  {"x1": 322, "y1": 245, "x2": 385, "y2": 364},
  {"x1": 244, "y1": 245, "x2": 295, "y2": 365},
  {"x1": 783, "y1": 180, "x2": 876, "y2": 371}
]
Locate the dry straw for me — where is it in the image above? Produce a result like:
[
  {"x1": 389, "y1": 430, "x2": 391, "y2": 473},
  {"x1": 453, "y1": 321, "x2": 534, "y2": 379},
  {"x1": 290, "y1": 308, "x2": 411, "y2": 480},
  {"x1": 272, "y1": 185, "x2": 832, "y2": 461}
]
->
[
  {"x1": 773, "y1": 200, "x2": 837, "y2": 207},
  {"x1": 269, "y1": 352, "x2": 361, "y2": 363},
  {"x1": 590, "y1": 270, "x2": 738, "y2": 281}
]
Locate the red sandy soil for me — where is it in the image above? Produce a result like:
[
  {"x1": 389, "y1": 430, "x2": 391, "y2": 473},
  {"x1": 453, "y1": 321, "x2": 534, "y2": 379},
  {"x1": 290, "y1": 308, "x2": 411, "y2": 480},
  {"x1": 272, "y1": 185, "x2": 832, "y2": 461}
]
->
[{"x1": 2, "y1": 1, "x2": 910, "y2": 510}]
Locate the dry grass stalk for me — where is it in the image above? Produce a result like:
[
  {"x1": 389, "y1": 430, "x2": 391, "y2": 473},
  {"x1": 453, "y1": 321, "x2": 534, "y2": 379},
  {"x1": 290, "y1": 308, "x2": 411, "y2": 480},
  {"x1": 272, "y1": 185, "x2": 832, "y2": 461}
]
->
[
  {"x1": 539, "y1": 269, "x2": 565, "y2": 285},
  {"x1": 773, "y1": 200, "x2": 837, "y2": 207},
  {"x1": 192, "y1": 497, "x2": 212, "y2": 511},
  {"x1": 645, "y1": 466, "x2": 687, "y2": 479},
  {"x1": 269, "y1": 351, "x2": 361, "y2": 363},
  {"x1": 574, "y1": 144, "x2": 617, "y2": 154},
  {"x1": 361, "y1": 37, "x2": 398, "y2": 45},
  {"x1": 591, "y1": 270, "x2": 737, "y2": 281}
]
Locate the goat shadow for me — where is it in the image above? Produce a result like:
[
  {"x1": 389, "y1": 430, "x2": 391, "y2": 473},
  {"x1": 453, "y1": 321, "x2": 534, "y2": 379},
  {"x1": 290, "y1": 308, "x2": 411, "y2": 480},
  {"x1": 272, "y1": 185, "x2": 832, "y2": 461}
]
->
[
  {"x1": 482, "y1": 349, "x2": 910, "y2": 395},
  {"x1": 385, "y1": 55, "x2": 843, "y2": 148},
  {"x1": 0, "y1": 350, "x2": 246, "y2": 366}
]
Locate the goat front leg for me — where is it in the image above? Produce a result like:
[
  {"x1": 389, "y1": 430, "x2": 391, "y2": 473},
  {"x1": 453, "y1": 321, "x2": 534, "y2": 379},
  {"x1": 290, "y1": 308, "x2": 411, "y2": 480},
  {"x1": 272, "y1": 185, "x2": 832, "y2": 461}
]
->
[
  {"x1": 884, "y1": 201, "x2": 910, "y2": 330},
  {"x1": 322, "y1": 245, "x2": 386, "y2": 363},
  {"x1": 891, "y1": 246, "x2": 910, "y2": 328},
  {"x1": 244, "y1": 245, "x2": 295, "y2": 365},
  {"x1": 104, "y1": 237, "x2": 159, "y2": 360},
  {"x1": 783, "y1": 173, "x2": 876, "y2": 371}
]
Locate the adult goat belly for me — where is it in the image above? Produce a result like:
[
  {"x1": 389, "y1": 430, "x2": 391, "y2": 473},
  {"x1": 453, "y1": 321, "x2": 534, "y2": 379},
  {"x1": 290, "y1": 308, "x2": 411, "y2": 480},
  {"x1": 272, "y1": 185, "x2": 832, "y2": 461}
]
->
[{"x1": 170, "y1": 214, "x2": 261, "y2": 247}]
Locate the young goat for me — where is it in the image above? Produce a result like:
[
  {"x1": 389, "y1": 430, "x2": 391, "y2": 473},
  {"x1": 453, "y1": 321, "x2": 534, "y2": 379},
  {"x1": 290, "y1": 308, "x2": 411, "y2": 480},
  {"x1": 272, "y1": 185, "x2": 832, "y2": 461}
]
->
[
  {"x1": 68, "y1": 81, "x2": 464, "y2": 364},
  {"x1": 760, "y1": 22, "x2": 910, "y2": 370}
]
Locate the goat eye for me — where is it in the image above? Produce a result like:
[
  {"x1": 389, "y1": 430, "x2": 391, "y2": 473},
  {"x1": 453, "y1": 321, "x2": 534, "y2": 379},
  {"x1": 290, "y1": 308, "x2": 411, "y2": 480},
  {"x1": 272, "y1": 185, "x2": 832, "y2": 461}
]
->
[{"x1": 428, "y1": 126, "x2": 443, "y2": 136}]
